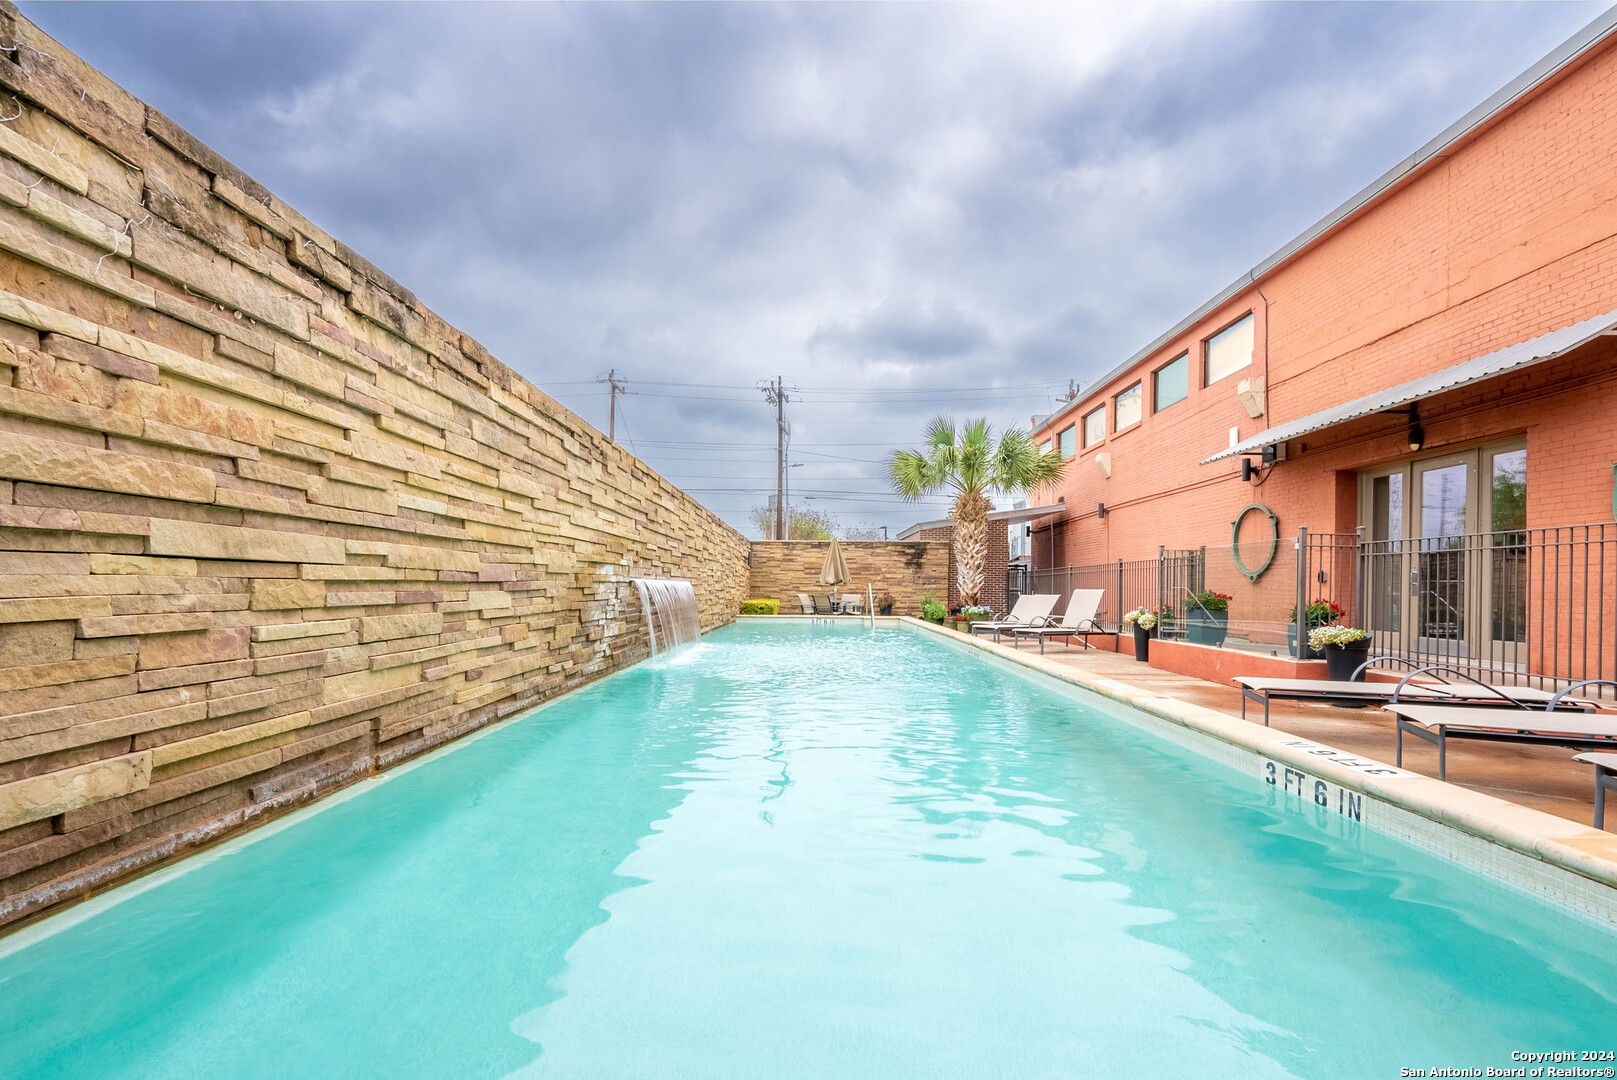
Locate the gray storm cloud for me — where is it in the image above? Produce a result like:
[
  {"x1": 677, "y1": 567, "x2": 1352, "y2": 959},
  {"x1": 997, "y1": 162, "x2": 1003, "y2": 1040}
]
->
[{"x1": 22, "y1": 0, "x2": 1606, "y2": 534}]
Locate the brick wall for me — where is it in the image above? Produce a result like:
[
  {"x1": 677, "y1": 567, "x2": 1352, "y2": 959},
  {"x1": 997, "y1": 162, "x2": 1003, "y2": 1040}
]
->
[
  {"x1": 747, "y1": 541, "x2": 948, "y2": 615},
  {"x1": 0, "y1": 7, "x2": 748, "y2": 928},
  {"x1": 1030, "y1": 30, "x2": 1617, "y2": 566},
  {"x1": 906, "y1": 523, "x2": 1010, "y2": 614}
]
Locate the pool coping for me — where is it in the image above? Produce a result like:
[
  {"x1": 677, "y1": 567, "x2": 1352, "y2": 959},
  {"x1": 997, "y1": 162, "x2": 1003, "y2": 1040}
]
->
[{"x1": 889, "y1": 615, "x2": 1617, "y2": 930}]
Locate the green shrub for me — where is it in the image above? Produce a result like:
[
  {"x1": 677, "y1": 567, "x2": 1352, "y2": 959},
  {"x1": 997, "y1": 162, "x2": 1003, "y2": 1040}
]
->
[
  {"x1": 740, "y1": 598, "x2": 780, "y2": 615},
  {"x1": 921, "y1": 593, "x2": 947, "y2": 622}
]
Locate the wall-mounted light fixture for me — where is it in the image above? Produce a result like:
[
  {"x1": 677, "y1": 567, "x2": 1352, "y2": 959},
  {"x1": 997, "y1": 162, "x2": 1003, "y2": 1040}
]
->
[
  {"x1": 1381, "y1": 404, "x2": 1425, "y2": 452},
  {"x1": 1095, "y1": 452, "x2": 1112, "y2": 478},
  {"x1": 1097, "y1": 503, "x2": 1107, "y2": 519},
  {"x1": 1240, "y1": 458, "x2": 1258, "y2": 482}
]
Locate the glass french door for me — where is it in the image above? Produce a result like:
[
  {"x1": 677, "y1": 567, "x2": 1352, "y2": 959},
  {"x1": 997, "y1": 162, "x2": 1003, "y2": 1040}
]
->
[
  {"x1": 1359, "y1": 440, "x2": 1526, "y2": 667},
  {"x1": 1413, "y1": 454, "x2": 1473, "y2": 654}
]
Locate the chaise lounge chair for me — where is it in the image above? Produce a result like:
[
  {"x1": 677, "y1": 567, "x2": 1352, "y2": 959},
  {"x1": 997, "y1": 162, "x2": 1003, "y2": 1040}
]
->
[
  {"x1": 841, "y1": 593, "x2": 864, "y2": 615},
  {"x1": 1009, "y1": 590, "x2": 1106, "y2": 653},
  {"x1": 970, "y1": 594, "x2": 1059, "y2": 643},
  {"x1": 1572, "y1": 752, "x2": 1617, "y2": 830},
  {"x1": 796, "y1": 593, "x2": 815, "y2": 614},
  {"x1": 1233, "y1": 664, "x2": 1581, "y2": 727},
  {"x1": 1384, "y1": 702, "x2": 1617, "y2": 781}
]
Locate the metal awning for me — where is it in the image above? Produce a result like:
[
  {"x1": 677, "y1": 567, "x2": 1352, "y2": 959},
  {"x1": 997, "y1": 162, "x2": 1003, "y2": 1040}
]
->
[
  {"x1": 1201, "y1": 307, "x2": 1617, "y2": 464},
  {"x1": 989, "y1": 500, "x2": 1065, "y2": 524},
  {"x1": 895, "y1": 499, "x2": 1065, "y2": 540}
]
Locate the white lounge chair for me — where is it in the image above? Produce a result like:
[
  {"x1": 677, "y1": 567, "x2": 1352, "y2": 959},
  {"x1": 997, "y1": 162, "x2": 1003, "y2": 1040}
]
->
[
  {"x1": 841, "y1": 593, "x2": 864, "y2": 614},
  {"x1": 1233, "y1": 676, "x2": 1573, "y2": 727},
  {"x1": 1009, "y1": 590, "x2": 1106, "y2": 653},
  {"x1": 970, "y1": 594, "x2": 1059, "y2": 642},
  {"x1": 1384, "y1": 702, "x2": 1617, "y2": 781},
  {"x1": 796, "y1": 593, "x2": 815, "y2": 614},
  {"x1": 1572, "y1": 752, "x2": 1617, "y2": 830}
]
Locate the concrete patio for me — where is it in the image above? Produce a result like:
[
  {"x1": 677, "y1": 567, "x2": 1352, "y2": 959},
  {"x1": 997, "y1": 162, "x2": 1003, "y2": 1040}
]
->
[{"x1": 997, "y1": 635, "x2": 1604, "y2": 827}]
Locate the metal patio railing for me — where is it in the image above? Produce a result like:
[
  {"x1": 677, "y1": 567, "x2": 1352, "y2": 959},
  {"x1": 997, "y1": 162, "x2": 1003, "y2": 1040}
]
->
[{"x1": 1014, "y1": 521, "x2": 1617, "y2": 700}]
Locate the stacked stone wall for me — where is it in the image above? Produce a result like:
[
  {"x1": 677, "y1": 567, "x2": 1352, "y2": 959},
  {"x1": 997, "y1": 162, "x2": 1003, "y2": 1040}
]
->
[
  {"x1": 0, "y1": 6, "x2": 748, "y2": 928},
  {"x1": 747, "y1": 541, "x2": 948, "y2": 615}
]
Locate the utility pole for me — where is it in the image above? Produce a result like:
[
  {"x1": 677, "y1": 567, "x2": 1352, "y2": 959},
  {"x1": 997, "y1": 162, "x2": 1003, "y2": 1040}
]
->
[
  {"x1": 597, "y1": 369, "x2": 631, "y2": 441},
  {"x1": 759, "y1": 376, "x2": 790, "y2": 541},
  {"x1": 1063, "y1": 379, "x2": 1079, "y2": 403}
]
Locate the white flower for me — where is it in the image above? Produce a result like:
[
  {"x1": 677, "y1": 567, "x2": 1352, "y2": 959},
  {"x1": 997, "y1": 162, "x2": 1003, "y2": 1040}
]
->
[
  {"x1": 1137, "y1": 612, "x2": 1158, "y2": 630},
  {"x1": 1123, "y1": 607, "x2": 1147, "y2": 627},
  {"x1": 1308, "y1": 624, "x2": 1368, "y2": 651}
]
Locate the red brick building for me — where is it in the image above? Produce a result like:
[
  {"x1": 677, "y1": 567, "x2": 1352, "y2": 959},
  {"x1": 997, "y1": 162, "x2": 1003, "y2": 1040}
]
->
[
  {"x1": 899, "y1": 503, "x2": 1059, "y2": 615},
  {"x1": 1028, "y1": 12, "x2": 1617, "y2": 687}
]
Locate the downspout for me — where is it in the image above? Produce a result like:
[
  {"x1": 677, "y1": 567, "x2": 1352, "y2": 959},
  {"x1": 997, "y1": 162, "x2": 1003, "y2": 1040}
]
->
[{"x1": 1254, "y1": 281, "x2": 1272, "y2": 422}]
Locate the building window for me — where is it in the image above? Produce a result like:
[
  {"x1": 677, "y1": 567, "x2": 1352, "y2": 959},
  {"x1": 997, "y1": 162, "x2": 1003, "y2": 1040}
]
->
[
  {"x1": 1058, "y1": 426, "x2": 1076, "y2": 458},
  {"x1": 1204, "y1": 313, "x2": 1255, "y2": 386},
  {"x1": 1082, "y1": 407, "x2": 1105, "y2": 448},
  {"x1": 1154, "y1": 353, "x2": 1188, "y2": 411},
  {"x1": 1114, "y1": 383, "x2": 1142, "y2": 430},
  {"x1": 1040, "y1": 439, "x2": 1053, "y2": 456}
]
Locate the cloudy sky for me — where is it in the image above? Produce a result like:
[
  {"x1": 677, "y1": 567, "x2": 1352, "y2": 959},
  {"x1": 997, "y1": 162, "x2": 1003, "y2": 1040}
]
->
[{"x1": 24, "y1": 1, "x2": 1607, "y2": 536}]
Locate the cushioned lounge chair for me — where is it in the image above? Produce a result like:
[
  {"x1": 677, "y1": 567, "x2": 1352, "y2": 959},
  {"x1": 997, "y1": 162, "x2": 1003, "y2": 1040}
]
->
[
  {"x1": 1009, "y1": 590, "x2": 1105, "y2": 653},
  {"x1": 970, "y1": 594, "x2": 1059, "y2": 643},
  {"x1": 1384, "y1": 702, "x2": 1617, "y2": 781}
]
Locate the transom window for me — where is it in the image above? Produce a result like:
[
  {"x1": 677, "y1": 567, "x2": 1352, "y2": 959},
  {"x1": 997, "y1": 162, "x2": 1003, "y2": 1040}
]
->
[
  {"x1": 1154, "y1": 353, "x2": 1189, "y2": 411},
  {"x1": 1114, "y1": 383, "x2": 1142, "y2": 430},
  {"x1": 1204, "y1": 313, "x2": 1255, "y2": 386},
  {"x1": 1082, "y1": 407, "x2": 1106, "y2": 448}
]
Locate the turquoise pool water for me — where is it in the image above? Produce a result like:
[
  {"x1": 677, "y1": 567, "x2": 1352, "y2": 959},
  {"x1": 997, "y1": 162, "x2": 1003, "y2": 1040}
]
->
[{"x1": 1, "y1": 620, "x2": 1614, "y2": 1078}]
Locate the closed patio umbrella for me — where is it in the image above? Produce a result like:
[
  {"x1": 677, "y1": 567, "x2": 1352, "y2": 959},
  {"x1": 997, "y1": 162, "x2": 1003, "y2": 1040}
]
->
[{"x1": 818, "y1": 539, "x2": 851, "y2": 603}]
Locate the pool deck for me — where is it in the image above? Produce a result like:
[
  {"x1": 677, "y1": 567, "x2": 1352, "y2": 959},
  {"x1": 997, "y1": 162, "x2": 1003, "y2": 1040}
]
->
[{"x1": 1014, "y1": 638, "x2": 1605, "y2": 827}]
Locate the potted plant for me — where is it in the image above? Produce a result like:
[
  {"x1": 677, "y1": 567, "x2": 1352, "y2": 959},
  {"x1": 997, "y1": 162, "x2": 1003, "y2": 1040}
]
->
[
  {"x1": 1311, "y1": 625, "x2": 1372, "y2": 682},
  {"x1": 921, "y1": 593, "x2": 947, "y2": 624},
  {"x1": 957, "y1": 605, "x2": 992, "y2": 632},
  {"x1": 878, "y1": 591, "x2": 894, "y2": 616},
  {"x1": 1288, "y1": 599, "x2": 1343, "y2": 660},
  {"x1": 1186, "y1": 590, "x2": 1232, "y2": 647},
  {"x1": 1123, "y1": 607, "x2": 1154, "y2": 661}
]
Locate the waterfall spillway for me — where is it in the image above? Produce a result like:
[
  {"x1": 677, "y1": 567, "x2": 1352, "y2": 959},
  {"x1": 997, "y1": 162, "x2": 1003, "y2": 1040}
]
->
[{"x1": 632, "y1": 578, "x2": 700, "y2": 656}]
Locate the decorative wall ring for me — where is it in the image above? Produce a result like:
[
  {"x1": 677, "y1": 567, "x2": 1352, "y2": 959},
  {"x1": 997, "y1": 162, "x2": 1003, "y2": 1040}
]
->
[{"x1": 1230, "y1": 503, "x2": 1279, "y2": 583}]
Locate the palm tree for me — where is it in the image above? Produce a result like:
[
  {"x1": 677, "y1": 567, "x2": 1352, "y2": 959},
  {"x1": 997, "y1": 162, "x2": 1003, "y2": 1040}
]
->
[{"x1": 889, "y1": 417, "x2": 1066, "y2": 608}]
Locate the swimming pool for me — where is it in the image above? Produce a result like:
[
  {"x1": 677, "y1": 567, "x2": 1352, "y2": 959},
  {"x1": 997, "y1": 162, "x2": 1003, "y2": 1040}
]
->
[{"x1": 1, "y1": 620, "x2": 1613, "y2": 1078}]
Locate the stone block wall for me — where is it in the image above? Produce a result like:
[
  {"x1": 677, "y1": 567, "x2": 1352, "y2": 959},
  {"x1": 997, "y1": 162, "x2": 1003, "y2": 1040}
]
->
[
  {"x1": 0, "y1": 6, "x2": 748, "y2": 929},
  {"x1": 747, "y1": 541, "x2": 948, "y2": 615}
]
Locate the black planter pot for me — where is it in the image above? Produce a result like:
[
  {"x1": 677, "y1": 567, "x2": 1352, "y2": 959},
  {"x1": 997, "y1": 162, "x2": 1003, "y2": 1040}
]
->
[
  {"x1": 1132, "y1": 624, "x2": 1153, "y2": 662},
  {"x1": 1288, "y1": 625, "x2": 1324, "y2": 661},
  {"x1": 879, "y1": 605, "x2": 893, "y2": 616},
  {"x1": 1186, "y1": 609, "x2": 1229, "y2": 647},
  {"x1": 1324, "y1": 641, "x2": 1372, "y2": 682}
]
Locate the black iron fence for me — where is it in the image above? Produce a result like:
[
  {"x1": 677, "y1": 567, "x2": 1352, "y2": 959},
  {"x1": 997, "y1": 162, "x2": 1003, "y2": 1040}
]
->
[{"x1": 1014, "y1": 521, "x2": 1617, "y2": 698}]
